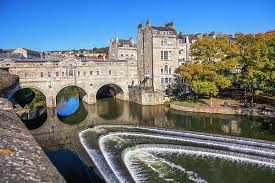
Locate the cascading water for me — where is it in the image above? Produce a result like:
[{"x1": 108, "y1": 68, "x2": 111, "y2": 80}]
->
[{"x1": 79, "y1": 125, "x2": 275, "y2": 183}]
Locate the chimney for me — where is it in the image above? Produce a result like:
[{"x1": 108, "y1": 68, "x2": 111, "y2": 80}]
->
[
  {"x1": 165, "y1": 22, "x2": 175, "y2": 29},
  {"x1": 138, "y1": 23, "x2": 143, "y2": 30},
  {"x1": 146, "y1": 19, "x2": 151, "y2": 27},
  {"x1": 130, "y1": 37, "x2": 134, "y2": 45}
]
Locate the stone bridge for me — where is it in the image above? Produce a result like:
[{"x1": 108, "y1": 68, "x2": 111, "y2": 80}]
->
[{"x1": 0, "y1": 58, "x2": 138, "y2": 107}]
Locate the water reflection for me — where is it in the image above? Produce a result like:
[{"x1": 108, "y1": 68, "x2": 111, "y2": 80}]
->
[
  {"x1": 57, "y1": 97, "x2": 80, "y2": 116},
  {"x1": 56, "y1": 87, "x2": 88, "y2": 124},
  {"x1": 96, "y1": 98, "x2": 123, "y2": 120},
  {"x1": 36, "y1": 98, "x2": 275, "y2": 141},
  {"x1": 57, "y1": 97, "x2": 88, "y2": 125},
  {"x1": 12, "y1": 88, "x2": 47, "y2": 130}
]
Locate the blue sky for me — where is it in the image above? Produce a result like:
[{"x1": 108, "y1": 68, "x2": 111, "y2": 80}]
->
[{"x1": 0, "y1": 0, "x2": 274, "y2": 51}]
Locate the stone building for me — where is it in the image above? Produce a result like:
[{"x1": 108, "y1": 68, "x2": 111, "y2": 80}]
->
[
  {"x1": 177, "y1": 33, "x2": 200, "y2": 65},
  {"x1": 12, "y1": 48, "x2": 43, "y2": 59},
  {"x1": 108, "y1": 37, "x2": 137, "y2": 61},
  {"x1": 137, "y1": 20, "x2": 178, "y2": 91}
]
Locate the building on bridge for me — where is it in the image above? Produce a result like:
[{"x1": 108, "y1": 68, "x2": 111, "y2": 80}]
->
[
  {"x1": 0, "y1": 58, "x2": 138, "y2": 107},
  {"x1": 108, "y1": 37, "x2": 137, "y2": 61}
]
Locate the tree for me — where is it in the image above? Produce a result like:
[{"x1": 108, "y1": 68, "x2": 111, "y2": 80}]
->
[
  {"x1": 237, "y1": 31, "x2": 275, "y2": 99},
  {"x1": 190, "y1": 36, "x2": 238, "y2": 62},
  {"x1": 191, "y1": 81, "x2": 218, "y2": 97}
]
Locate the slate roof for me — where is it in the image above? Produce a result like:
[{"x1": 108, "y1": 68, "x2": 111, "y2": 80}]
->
[
  {"x1": 118, "y1": 39, "x2": 134, "y2": 47},
  {"x1": 151, "y1": 26, "x2": 176, "y2": 32}
]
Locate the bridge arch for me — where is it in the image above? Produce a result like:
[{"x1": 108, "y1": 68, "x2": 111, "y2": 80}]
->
[
  {"x1": 55, "y1": 85, "x2": 89, "y2": 104},
  {"x1": 96, "y1": 83, "x2": 125, "y2": 100}
]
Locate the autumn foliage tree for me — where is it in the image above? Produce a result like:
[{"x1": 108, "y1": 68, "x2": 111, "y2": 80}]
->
[{"x1": 176, "y1": 30, "x2": 275, "y2": 102}]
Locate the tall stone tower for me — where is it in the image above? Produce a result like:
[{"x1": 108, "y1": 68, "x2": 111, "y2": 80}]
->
[{"x1": 137, "y1": 20, "x2": 178, "y2": 91}]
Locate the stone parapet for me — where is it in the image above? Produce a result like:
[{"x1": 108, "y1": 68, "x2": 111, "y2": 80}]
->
[{"x1": 0, "y1": 98, "x2": 66, "y2": 183}]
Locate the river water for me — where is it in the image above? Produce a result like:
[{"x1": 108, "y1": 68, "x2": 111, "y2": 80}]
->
[{"x1": 29, "y1": 97, "x2": 275, "y2": 183}]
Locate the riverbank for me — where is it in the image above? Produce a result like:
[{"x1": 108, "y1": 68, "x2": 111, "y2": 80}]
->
[
  {"x1": 170, "y1": 99, "x2": 275, "y2": 118},
  {"x1": 0, "y1": 98, "x2": 66, "y2": 183}
]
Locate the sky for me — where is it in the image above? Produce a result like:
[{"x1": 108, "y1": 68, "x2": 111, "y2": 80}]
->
[{"x1": 0, "y1": 0, "x2": 274, "y2": 51}]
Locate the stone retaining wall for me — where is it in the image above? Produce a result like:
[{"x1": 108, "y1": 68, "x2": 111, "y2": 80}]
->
[
  {"x1": 129, "y1": 88, "x2": 165, "y2": 105},
  {"x1": 170, "y1": 102, "x2": 275, "y2": 118}
]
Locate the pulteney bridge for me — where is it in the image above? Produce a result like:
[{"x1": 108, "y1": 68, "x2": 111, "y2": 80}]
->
[{"x1": 0, "y1": 58, "x2": 138, "y2": 107}]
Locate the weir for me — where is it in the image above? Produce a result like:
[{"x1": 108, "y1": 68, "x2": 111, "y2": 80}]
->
[{"x1": 79, "y1": 125, "x2": 275, "y2": 183}]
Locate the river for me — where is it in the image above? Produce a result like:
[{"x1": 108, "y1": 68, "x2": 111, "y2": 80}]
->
[{"x1": 29, "y1": 97, "x2": 275, "y2": 183}]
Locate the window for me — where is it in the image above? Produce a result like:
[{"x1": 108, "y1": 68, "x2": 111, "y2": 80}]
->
[
  {"x1": 78, "y1": 71, "x2": 80, "y2": 76},
  {"x1": 161, "y1": 78, "x2": 164, "y2": 84},
  {"x1": 164, "y1": 65, "x2": 168, "y2": 74},
  {"x1": 97, "y1": 71, "x2": 99, "y2": 75},
  {"x1": 165, "y1": 78, "x2": 168, "y2": 84},
  {"x1": 169, "y1": 68, "x2": 172, "y2": 74},
  {"x1": 90, "y1": 71, "x2": 93, "y2": 75},
  {"x1": 161, "y1": 51, "x2": 171, "y2": 60},
  {"x1": 48, "y1": 72, "x2": 51, "y2": 77},
  {"x1": 161, "y1": 39, "x2": 168, "y2": 46},
  {"x1": 121, "y1": 54, "x2": 123, "y2": 57},
  {"x1": 56, "y1": 72, "x2": 59, "y2": 77},
  {"x1": 40, "y1": 72, "x2": 43, "y2": 77},
  {"x1": 169, "y1": 78, "x2": 172, "y2": 83},
  {"x1": 83, "y1": 71, "x2": 86, "y2": 76},
  {"x1": 69, "y1": 70, "x2": 74, "y2": 76},
  {"x1": 62, "y1": 72, "x2": 65, "y2": 76},
  {"x1": 109, "y1": 70, "x2": 111, "y2": 75},
  {"x1": 161, "y1": 68, "x2": 163, "y2": 74}
]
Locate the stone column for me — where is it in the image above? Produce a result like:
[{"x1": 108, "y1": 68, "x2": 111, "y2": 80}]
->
[
  {"x1": 82, "y1": 94, "x2": 96, "y2": 104},
  {"x1": 46, "y1": 96, "x2": 56, "y2": 108}
]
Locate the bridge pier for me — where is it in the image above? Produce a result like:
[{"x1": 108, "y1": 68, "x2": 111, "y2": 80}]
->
[
  {"x1": 82, "y1": 95, "x2": 96, "y2": 105},
  {"x1": 46, "y1": 96, "x2": 56, "y2": 108}
]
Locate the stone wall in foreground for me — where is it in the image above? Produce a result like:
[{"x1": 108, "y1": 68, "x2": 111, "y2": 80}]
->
[{"x1": 0, "y1": 98, "x2": 66, "y2": 183}]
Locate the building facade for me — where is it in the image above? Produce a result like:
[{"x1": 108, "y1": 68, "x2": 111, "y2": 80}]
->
[
  {"x1": 137, "y1": 20, "x2": 179, "y2": 91},
  {"x1": 108, "y1": 37, "x2": 137, "y2": 61}
]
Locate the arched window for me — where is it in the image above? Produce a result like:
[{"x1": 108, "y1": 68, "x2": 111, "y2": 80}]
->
[{"x1": 164, "y1": 65, "x2": 168, "y2": 74}]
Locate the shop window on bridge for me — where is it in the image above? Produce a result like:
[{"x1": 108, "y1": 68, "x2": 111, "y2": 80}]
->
[{"x1": 90, "y1": 71, "x2": 92, "y2": 75}]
